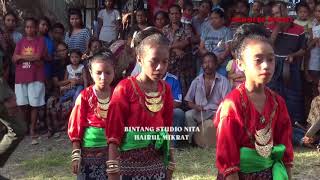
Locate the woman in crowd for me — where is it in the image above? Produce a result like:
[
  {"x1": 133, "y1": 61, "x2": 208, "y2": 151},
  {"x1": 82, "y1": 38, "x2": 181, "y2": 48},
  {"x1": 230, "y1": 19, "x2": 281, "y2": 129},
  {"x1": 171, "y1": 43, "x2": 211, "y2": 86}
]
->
[
  {"x1": 154, "y1": 11, "x2": 169, "y2": 31},
  {"x1": 163, "y1": 4, "x2": 194, "y2": 95},
  {"x1": 2, "y1": 12, "x2": 23, "y2": 87},
  {"x1": 97, "y1": 0, "x2": 121, "y2": 47},
  {"x1": 3, "y1": 12, "x2": 22, "y2": 45},
  {"x1": 199, "y1": 8, "x2": 232, "y2": 77},
  {"x1": 46, "y1": 42, "x2": 70, "y2": 137},
  {"x1": 214, "y1": 24, "x2": 293, "y2": 180},
  {"x1": 65, "y1": 8, "x2": 91, "y2": 53},
  {"x1": 68, "y1": 51, "x2": 115, "y2": 179},
  {"x1": 106, "y1": 27, "x2": 175, "y2": 180},
  {"x1": 126, "y1": 9, "x2": 149, "y2": 42}
]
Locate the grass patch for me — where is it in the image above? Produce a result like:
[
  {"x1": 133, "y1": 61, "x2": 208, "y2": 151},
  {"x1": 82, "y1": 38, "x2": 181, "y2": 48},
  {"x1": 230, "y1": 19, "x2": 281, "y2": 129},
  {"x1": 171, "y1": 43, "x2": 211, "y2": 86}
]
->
[
  {"x1": 174, "y1": 147, "x2": 217, "y2": 179},
  {"x1": 292, "y1": 148, "x2": 320, "y2": 179},
  {"x1": 18, "y1": 147, "x2": 320, "y2": 180},
  {"x1": 21, "y1": 150, "x2": 73, "y2": 179}
]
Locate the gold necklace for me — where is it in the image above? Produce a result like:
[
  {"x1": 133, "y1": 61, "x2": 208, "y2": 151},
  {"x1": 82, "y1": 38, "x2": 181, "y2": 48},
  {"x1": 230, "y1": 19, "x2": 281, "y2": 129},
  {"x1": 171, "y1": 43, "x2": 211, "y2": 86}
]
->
[
  {"x1": 145, "y1": 96, "x2": 162, "y2": 104},
  {"x1": 97, "y1": 96, "x2": 110, "y2": 110},
  {"x1": 134, "y1": 77, "x2": 165, "y2": 113},
  {"x1": 145, "y1": 91, "x2": 159, "y2": 97},
  {"x1": 94, "y1": 88, "x2": 110, "y2": 119},
  {"x1": 144, "y1": 91, "x2": 163, "y2": 112}
]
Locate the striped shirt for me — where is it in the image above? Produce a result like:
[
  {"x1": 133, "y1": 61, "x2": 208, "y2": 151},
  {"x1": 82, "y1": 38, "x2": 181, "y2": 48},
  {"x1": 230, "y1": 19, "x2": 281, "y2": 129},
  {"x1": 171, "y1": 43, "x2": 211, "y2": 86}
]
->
[{"x1": 65, "y1": 28, "x2": 91, "y2": 53}]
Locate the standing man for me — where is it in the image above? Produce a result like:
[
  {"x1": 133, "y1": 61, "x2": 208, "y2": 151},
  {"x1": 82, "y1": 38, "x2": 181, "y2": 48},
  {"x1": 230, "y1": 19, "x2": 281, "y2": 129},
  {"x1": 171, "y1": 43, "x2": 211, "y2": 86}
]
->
[{"x1": 267, "y1": 1, "x2": 307, "y2": 124}]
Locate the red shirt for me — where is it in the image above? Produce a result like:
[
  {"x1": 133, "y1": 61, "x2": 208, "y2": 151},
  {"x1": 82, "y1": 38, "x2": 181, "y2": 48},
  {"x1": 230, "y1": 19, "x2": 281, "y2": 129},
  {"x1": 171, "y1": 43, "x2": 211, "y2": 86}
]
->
[
  {"x1": 106, "y1": 76, "x2": 174, "y2": 146},
  {"x1": 214, "y1": 83, "x2": 294, "y2": 177},
  {"x1": 148, "y1": 0, "x2": 175, "y2": 17},
  {"x1": 68, "y1": 86, "x2": 114, "y2": 142},
  {"x1": 14, "y1": 36, "x2": 47, "y2": 84}
]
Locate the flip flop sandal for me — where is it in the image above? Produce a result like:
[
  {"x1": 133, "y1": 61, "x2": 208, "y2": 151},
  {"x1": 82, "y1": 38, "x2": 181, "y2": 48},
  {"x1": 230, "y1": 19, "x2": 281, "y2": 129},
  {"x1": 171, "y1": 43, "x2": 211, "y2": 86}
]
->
[
  {"x1": 53, "y1": 132, "x2": 61, "y2": 138},
  {"x1": 31, "y1": 139, "x2": 39, "y2": 145}
]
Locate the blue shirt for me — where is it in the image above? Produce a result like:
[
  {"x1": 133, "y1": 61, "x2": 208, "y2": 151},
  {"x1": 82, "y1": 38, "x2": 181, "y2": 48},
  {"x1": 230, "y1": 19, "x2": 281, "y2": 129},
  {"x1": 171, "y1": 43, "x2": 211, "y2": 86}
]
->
[
  {"x1": 45, "y1": 35, "x2": 54, "y2": 56},
  {"x1": 44, "y1": 35, "x2": 55, "y2": 78},
  {"x1": 163, "y1": 72, "x2": 182, "y2": 102}
]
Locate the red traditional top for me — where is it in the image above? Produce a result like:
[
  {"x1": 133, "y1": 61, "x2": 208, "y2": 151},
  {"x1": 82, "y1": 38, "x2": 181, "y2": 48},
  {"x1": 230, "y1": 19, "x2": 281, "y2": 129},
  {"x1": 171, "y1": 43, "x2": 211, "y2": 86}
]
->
[
  {"x1": 214, "y1": 83, "x2": 294, "y2": 177},
  {"x1": 106, "y1": 76, "x2": 174, "y2": 146},
  {"x1": 68, "y1": 86, "x2": 113, "y2": 142}
]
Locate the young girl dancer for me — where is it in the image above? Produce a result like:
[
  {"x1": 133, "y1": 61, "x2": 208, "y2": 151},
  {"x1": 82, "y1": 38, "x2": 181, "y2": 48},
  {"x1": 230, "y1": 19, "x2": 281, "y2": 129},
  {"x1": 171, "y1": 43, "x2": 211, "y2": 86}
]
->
[
  {"x1": 214, "y1": 24, "x2": 293, "y2": 180},
  {"x1": 68, "y1": 51, "x2": 115, "y2": 179},
  {"x1": 106, "y1": 27, "x2": 175, "y2": 180}
]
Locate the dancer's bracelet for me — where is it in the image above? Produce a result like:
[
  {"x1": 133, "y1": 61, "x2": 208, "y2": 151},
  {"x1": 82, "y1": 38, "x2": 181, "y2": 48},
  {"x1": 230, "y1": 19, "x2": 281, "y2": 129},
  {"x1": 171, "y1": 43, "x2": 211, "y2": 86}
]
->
[{"x1": 72, "y1": 149, "x2": 81, "y2": 154}]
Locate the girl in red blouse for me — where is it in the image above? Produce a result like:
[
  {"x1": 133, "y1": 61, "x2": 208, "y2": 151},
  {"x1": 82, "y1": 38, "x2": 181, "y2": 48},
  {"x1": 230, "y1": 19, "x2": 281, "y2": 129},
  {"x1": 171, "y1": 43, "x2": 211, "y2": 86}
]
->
[
  {"x1": 106, "y1": 27, "x2": 175, "y2": 180},
  {"x1": 214, "y1": 24, "x2": 293, "y2": 180},
  {"x1": 68, "y1": 51, "x2": 115, "y2": 180}
]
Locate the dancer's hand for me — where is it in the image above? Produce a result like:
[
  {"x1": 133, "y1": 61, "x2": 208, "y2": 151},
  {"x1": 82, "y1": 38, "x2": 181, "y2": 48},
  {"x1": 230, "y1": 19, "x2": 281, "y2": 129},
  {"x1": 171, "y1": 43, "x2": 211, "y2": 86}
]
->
[{"x1": 71, "y1": 160, "x2": 80, "y2": 175}]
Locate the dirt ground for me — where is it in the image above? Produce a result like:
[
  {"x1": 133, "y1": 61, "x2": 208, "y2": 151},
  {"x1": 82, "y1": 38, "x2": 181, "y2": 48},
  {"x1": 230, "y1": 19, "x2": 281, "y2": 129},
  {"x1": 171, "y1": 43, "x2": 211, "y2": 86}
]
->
[{"x1": 0, "y1": 133, "x2": 71, "y2": 179}]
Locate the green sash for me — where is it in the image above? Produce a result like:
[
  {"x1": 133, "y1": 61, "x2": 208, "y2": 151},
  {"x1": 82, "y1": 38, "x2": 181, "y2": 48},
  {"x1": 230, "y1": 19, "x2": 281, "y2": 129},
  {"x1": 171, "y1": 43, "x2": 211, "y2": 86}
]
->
[
  {"x1": 240, "y1": 144, "x2": 288, "y2": 180},
  {"x1": 83, "y1": 127, "x2": 107, "y2": 148},
  {"x1": 120, "y1": 130, "x2": 170, "y2": 166}
]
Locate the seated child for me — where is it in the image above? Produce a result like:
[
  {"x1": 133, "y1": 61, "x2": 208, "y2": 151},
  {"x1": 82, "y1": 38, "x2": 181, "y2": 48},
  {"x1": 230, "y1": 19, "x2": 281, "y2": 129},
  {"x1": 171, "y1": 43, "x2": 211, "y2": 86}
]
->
[
  {"x1": 226, "y1": 59, "x2": 245, "y2": 89},
  {"x1": 302, "y1": 80, "x2": 320, "y2": 149},
  {"x1": 59, "y1": 49, "x2": 87, "y2": 105},
  {"x1": 181, "y1": 2, "x2": 193, "y2": 25}
]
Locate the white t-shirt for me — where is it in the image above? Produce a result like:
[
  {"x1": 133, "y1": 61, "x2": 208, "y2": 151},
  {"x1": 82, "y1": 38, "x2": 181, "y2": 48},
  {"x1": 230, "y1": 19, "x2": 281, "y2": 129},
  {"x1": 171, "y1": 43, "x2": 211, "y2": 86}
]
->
[
  {"x1": 67, "y1": 64, "x2": 84, "y2": 80},
  {"x1": 98, "y1": 9, "x2": 121, "y2": 43},
  {"x1": 309, "y1": 20, "x2": 320, "y2": 71}
]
